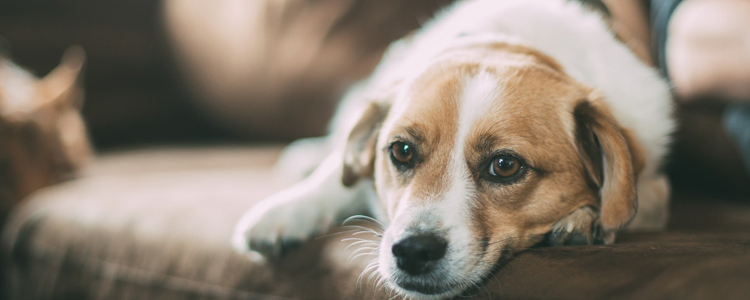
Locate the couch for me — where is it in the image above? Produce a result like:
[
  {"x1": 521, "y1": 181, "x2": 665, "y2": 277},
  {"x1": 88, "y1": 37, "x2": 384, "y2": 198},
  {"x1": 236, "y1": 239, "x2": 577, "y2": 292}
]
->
[{"x1": 3, "y1": 145, "x2": 750, "y2": 300}]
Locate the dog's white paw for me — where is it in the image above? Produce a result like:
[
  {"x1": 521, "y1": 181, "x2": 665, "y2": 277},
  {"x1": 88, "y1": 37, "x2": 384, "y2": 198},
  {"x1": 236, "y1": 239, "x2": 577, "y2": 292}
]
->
[
  {"x1": 549, "y1": 206, "x2": 613, "y2": 246},
  {"x1": 233, "y1": 149, "x2": 366, "y2": 259},
  {"x1": 232, "y1": 190, "x2": 335, "y2": 259}
]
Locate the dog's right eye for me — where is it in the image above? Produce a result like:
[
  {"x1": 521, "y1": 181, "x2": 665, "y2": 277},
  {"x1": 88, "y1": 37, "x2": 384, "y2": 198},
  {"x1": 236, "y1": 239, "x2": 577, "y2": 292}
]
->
[
  {"x1": 482, "y1": 154, "x2": 527, "y2": 184},
  {"x1": 390, "y1": 142, "x2": 414, "y2": 167}
]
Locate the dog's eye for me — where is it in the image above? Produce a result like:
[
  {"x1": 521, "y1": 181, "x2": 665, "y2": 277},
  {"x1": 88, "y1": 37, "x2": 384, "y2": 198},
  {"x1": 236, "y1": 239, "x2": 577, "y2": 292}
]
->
[
  {"x1": 390, "y1": 142, "x2": 414, "y2": 165},
  {"x1": 489, "y1": 156, "x2": 521, "y2": 178}
]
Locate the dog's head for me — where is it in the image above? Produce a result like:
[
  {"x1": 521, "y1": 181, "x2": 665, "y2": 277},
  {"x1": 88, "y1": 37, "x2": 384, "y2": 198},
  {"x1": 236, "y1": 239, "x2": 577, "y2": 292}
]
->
[{"x1": 342, "y1": 42, "x2": 644, "y2": 298}]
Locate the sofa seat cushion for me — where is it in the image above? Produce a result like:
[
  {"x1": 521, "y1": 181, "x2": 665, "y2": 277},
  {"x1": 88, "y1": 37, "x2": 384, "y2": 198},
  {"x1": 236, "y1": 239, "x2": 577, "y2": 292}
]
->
[{"x1": 3, "y1": 146, "x2": 750, "y2": 300}]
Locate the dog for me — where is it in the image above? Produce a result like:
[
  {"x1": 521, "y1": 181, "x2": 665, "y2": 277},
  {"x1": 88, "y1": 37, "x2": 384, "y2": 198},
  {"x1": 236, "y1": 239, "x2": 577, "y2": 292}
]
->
[{"x1": 233, "y1": 0, "x2": 673, "y2": 298}]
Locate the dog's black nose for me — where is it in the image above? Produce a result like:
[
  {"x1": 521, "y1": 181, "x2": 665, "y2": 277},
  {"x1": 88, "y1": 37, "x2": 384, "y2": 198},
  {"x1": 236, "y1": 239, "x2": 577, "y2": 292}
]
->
[{"x1": 392, "y1": 234, "x2": 447, "y2": 275}]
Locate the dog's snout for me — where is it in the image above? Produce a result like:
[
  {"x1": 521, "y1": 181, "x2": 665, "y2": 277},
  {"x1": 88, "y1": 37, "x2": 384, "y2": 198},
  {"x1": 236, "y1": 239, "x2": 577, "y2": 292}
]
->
[{"x1": 392, "y1": 233, "x2": 447, "y2": 275}]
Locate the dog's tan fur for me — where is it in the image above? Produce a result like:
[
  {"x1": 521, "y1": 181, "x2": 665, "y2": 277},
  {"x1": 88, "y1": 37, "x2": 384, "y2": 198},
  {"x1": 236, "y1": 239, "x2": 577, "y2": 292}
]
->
[{"x1": 349, "y1": 43, "x2": 645, "y2": 268}]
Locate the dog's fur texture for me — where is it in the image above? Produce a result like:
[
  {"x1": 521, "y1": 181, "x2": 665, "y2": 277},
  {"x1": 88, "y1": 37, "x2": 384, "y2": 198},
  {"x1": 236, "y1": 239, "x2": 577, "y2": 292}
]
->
[{"x1": 233, "y1": 0, "x2": 674, "y2": 298}]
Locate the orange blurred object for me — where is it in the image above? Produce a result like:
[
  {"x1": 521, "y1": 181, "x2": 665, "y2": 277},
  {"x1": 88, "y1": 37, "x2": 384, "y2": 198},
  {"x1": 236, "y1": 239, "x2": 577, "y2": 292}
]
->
[{"x1": 0, "y1": 46, "x2": 91, "y2": 211}]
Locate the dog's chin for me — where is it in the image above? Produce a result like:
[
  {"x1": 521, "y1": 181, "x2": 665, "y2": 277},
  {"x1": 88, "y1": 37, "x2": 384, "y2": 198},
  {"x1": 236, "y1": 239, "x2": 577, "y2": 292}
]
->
[
  {"x1": 393, "y1": 282, "x2": 462, "y2": 300},
  {"x1": 388, "y1": 278, "x2": 465, "y2": 300}
]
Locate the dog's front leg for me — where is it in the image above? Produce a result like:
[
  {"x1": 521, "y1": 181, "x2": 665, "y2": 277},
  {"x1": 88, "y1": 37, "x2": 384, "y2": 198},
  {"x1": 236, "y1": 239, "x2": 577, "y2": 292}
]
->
[{"x1": 232, "y1": 150, "x2": 367, "y2": 259}]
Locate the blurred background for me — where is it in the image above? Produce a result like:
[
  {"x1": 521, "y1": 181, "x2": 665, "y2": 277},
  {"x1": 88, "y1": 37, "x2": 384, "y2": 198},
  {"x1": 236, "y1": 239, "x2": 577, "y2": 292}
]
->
[
  {"x1": 1, "y1": 0, "x2": 749, "y2": 299},
  {"x1": 0, "y1": 0, "x2": 748, "y2": 203},
  {"x1": 1, "y1": 0, "x2": 224, "y2": 148},
  {"x1": 0, "y1": 0, "x2": 456, "y2": 148}
]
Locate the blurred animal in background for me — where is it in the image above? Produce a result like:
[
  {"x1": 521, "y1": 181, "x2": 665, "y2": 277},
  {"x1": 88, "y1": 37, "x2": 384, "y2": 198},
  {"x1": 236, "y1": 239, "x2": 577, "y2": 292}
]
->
[{"x1": 0, "y1": 45, "x2": 91, "y2": 214}]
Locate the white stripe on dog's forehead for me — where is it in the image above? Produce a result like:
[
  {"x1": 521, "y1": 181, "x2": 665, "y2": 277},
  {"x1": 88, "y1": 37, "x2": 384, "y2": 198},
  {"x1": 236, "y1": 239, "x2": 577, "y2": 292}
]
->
[
  {"x1": 439, "y1": 71, "x2": 503, "y2": 229},
  {"x1": 456, "y1": 71, "x2": 504, "y2": 145},
  {"x1": 384, "y1": 71, "x2": 505, "y2": 234}
]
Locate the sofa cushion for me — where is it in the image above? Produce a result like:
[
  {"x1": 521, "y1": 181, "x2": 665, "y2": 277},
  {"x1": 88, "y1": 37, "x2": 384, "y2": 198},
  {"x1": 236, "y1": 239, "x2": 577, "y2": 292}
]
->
[{"x1": 3, "y1": 146, "x2": 750, "y2": 300}]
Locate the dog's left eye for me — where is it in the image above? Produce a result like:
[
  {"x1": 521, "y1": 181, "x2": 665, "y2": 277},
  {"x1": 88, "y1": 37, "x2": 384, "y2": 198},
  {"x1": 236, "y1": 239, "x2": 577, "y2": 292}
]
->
[
  {"x1": 390, "y1": 142, "x2": 414, "y2": 164},
  {"x1": 488, "y1": 155, "x2": 522, "y2": 178},
  {"x1": 389, "y1": 141, "x2": 417, "y2": 171}
]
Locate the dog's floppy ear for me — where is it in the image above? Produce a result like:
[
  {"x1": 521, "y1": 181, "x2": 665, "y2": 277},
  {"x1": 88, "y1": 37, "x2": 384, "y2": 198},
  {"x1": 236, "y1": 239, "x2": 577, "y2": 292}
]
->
[
  {"x1": 342, "y1": 101, "x2": 389, "y2": 187},
  {"x1": 573, "y1": 93, "x2": 645, "y2": 231}
]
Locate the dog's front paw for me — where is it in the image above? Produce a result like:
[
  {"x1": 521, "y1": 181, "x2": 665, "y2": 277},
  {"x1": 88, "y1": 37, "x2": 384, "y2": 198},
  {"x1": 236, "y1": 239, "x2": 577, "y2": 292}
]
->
[
  {"x1": 548, "y1": 206, "x2": 611, "y2": 246},
  {"x1": 232, "y1": 194, "x2": 335, "y2": 259}
]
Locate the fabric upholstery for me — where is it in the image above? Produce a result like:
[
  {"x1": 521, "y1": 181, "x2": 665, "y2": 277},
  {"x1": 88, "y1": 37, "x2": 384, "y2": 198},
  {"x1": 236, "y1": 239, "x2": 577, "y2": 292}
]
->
[{"x1": 3, "y1": 146, "x2": 750, "y2": 300}]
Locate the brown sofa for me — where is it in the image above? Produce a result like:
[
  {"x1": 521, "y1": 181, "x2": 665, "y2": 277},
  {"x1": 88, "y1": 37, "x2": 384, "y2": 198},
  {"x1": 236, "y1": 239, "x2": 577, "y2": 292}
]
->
[{"x1": 3, "y1": 146, "x2": 750, "y2": 300}]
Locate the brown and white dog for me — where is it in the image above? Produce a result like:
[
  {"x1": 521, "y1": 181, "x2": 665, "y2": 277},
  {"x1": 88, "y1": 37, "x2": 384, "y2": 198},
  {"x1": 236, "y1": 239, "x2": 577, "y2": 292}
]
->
[{"x1": 233, "y1": 0, "x2": 673, "y2": 298}]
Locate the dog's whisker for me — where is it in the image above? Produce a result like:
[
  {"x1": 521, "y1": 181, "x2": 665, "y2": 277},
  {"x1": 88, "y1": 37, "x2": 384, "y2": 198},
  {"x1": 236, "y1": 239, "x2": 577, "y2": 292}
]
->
[
  {"x1": 337, "y1": 225, "x2": 383, "y2": 238},
  {"x1": 345, "y1": 239, "x2": 377, "y2": 248},
  {"x1": 343, "y1": 215, "x2": 386, "y2": 230},
  {"x1": 342, "y1": 215, "x2": 385, "y2": 230},
  {"x1": 370, "y1": 273, "x2": 381, "y2": 290},
  {"x1": 344, "y1": 244, "x2": 378, "y2": 255},
  {"x1": 351, "y1": 230, "x2": 382, "y2": 238},
  {"x1": 341, "y1": 237, "x2": 374, "y2": 244},
  {"x1": 363, "y1": 261, "x2": 379, "y2": 274},
  {"x1": 349, "y1": 245, "x2": 378, "y2": 254},
  {"x1": 351, "y1": 252, "x2": 377, "y2": 261},
  {"x1": 468, "y1": 278, "x2": 492, "y2": 299},
  {"x1": 369, "y1": 266, "x2": 388, "y2": 292},
  {"x1": 342, "y1": 239, "x2": 365, "y2": 251},
  {"x1": 339, "y1": 224, "x2": 379, "y2": 231},
  {"x1": 350, "y1": 246, "x2": 378, "y2": 256},
  {"x1": 314, "y1": 228, "x2": 370, "y2": 240},
  {"x1": 357, "y1": 259, "x2": 378, "y2": 290},
  {"x1": 349, "y1": 249, "x2": 374, "y2": 263},
  {"x1": 341, "y1": 237, "x2": 369, "y2": 242},
  {"x1": 339, "y1": 225, "x2": 379, "y2": 234},
  {"x1": 350, "y1": 244, "x2": 378, "y2": 253},
  {"x1": 361, "y1": 266, "x2": 379, "y2": 287},
  {"x1": 373, "y1": 273, "x2": 384, "y2": 290},
  {"x1": 342, "y1": 215, "x2": 368, "y2": 225},
  {"x1": 367, "y1": 266, "x2": 382, "y2": 284},
  {"x1": 375, "y1": 277, "x2": 386, "y2": 292},
  {"x1": 348, "y1": 249, "x2": 378, "y2": 264}
]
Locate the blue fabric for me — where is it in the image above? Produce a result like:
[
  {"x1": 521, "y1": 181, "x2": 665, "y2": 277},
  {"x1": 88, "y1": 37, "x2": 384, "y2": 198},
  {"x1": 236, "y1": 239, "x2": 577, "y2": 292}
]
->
[
  {"x1": 651, "y1": 0, "x2": 683, "y2": 79},
  {"x1": 724, "y1": 103, "x2": 750, "y2": 175}
]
